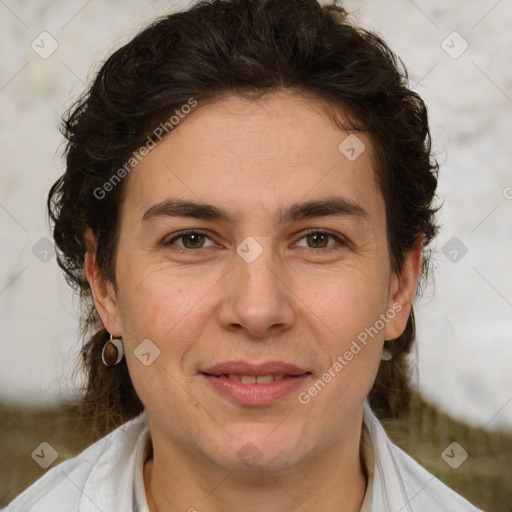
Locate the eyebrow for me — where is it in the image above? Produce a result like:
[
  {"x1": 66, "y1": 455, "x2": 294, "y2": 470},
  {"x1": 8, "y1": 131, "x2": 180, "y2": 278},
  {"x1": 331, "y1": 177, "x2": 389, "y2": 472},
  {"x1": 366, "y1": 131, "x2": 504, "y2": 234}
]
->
[{"x1": 141, "y1": 196, "x2": 371, "y2": 226}]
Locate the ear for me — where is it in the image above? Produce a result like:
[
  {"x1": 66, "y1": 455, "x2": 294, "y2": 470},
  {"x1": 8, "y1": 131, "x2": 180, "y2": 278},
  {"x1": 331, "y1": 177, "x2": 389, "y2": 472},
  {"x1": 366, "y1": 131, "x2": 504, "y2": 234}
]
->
[
  {"x1": 84, "y1": 229, "x2": 123, "y2": 337},
  {"x1": 383, "y1": 236, "x2": 423, "y2": 341}
]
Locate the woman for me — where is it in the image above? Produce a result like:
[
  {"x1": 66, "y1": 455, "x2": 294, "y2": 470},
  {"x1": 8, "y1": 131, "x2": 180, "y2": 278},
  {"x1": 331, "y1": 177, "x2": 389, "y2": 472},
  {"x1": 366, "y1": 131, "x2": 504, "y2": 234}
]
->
[{"x1": 5, "y1": 0, "x2": 483, "y2": 510}]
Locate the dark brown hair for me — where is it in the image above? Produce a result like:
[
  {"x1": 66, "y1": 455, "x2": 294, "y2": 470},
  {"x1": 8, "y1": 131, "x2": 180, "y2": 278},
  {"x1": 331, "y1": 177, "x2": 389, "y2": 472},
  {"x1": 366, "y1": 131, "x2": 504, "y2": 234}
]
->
[{"x1": 49, "y1": 0, "x2": 439, "y2": 434}]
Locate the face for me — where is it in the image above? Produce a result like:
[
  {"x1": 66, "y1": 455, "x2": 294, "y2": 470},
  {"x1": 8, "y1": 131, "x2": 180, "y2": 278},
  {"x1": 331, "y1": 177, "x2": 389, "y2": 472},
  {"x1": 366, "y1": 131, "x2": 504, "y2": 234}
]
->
[{"x1": 87, "y1": 91, "x2": 420, "y2": 472}]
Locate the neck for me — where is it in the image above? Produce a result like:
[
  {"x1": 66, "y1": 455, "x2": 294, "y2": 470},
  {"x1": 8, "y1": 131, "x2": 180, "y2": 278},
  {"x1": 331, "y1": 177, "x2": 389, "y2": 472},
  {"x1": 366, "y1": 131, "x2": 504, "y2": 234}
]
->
[{"x1": 143, "y1": 410, "x2": 367, "y2": 512}]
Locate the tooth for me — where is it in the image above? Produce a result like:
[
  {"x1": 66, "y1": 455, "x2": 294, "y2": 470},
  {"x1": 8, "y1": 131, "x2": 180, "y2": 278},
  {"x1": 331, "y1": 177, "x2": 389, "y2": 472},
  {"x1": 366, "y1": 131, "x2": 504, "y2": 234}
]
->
[
  {"x1": 225, "y1": 374, "x2": 285, "y2": 384},
  {"x1": 256, "y1": 375, "x2": 274, "y2": 384},
  {"x1": 218, "y1": 375, "x2": 228, "y2": 379}
]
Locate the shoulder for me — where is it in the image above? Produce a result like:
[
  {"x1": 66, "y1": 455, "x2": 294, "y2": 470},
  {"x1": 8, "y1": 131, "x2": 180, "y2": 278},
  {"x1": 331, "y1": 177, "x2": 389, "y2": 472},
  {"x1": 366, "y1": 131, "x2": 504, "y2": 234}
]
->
[
  {"x1": 3, "y1": 411, "x2": 149, "y2": 512},
  {"x1": 362, "y1": 402, "x2": 484, "y2": 512}
]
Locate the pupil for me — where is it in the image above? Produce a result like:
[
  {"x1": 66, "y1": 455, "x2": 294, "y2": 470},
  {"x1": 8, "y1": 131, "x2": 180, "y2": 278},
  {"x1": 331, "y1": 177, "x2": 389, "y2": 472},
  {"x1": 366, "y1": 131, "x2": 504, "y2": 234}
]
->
[
  {"x1": 185, "y1": 233, "x2": 204, "y2": 248},
  {"x1": 309, "y1": 233, "x2": 327, "y2": 248}
]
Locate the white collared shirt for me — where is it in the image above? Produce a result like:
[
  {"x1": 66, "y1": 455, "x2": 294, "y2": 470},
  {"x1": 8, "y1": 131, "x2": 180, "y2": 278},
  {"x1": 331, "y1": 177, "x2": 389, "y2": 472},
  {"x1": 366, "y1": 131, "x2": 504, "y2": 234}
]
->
[{"x1": 3, "y1": 401, "x2": 483, "y2": 511}]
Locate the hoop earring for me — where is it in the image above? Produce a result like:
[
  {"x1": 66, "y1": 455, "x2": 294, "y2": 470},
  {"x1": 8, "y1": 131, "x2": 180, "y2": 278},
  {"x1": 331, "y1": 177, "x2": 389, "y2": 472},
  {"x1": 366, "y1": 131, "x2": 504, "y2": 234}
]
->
[
  {"x1": 102, "y1": 334, "x2": 124, "y2": 367},
  {"x1": 381, "y1": 345, "x2": 393, "y2": 361}
]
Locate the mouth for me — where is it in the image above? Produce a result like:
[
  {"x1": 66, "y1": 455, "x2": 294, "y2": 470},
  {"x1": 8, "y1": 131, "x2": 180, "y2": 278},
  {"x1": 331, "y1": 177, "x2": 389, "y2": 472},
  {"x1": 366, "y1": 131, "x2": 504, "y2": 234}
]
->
[
  {"x1": 212, "y1": 374, "x2": 288, "y2": 384},
  {"x1": 200, "y1": 360, "x2": 311, "y2": 405}
]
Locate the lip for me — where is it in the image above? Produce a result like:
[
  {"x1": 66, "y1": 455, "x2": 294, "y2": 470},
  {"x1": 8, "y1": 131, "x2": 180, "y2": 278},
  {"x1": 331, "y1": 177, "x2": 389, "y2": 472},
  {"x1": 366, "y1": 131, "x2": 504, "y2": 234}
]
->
[
  {"x1": 201, "y1": 360, "x2": 311, "y2": 406},
  {"x1": 202, "y1": 360, "x2": 309, "y2": 377}
]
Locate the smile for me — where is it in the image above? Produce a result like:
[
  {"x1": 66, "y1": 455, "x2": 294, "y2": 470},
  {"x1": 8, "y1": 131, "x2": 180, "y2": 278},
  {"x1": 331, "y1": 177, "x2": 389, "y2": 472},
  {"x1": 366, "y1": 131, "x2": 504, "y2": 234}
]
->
[{"x1": 200, "y1": 360, "x2": 311, "y2": 405}]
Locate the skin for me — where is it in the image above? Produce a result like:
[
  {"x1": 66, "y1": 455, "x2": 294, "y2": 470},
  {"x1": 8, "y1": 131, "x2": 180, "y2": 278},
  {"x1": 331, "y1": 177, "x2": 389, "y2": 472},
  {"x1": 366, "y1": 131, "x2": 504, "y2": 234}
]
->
[{"x1": 85, "y1": 90, "x2": 422, "y2": 512}]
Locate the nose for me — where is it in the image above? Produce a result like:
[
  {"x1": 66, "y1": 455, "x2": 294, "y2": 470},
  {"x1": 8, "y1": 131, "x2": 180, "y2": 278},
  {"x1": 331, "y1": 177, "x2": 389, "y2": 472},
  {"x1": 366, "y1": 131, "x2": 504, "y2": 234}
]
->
[{"x1": 217, "y1": 241, "x2": 297, "y2": 339}]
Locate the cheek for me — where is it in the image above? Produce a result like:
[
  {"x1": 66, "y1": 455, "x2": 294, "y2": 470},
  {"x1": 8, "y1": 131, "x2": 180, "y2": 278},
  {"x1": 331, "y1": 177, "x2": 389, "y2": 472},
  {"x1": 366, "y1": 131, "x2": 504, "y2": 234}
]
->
[
  {"x1": 114, "y1": 260, "x2": 214, "y2": 351},
  {"x1": 302, "y1": 275, "x2": 386, "y2": 414},
  {"x1": 114, "y1": 266, "x2": 213, "y2": 413},
  {"x1": 306, "y1": 266, "x2": 390, "y2": 392},
  {"x1": 317, "y1": 265, "x2": 390, "y2": 335}
]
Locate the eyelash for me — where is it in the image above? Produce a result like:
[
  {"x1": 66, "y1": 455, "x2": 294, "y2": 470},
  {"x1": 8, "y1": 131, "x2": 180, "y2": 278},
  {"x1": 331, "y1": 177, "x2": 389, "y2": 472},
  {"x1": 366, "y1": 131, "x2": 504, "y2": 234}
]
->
[{"x1": 163, "y1": 229, "x2": 347, "y2": 253}]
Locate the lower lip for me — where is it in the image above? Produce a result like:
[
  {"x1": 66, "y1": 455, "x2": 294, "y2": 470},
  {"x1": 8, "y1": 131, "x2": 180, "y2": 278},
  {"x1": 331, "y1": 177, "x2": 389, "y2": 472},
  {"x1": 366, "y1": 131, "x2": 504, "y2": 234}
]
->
[{"x1": 202, "y1": 374, "x2": 310, "y2": 406}]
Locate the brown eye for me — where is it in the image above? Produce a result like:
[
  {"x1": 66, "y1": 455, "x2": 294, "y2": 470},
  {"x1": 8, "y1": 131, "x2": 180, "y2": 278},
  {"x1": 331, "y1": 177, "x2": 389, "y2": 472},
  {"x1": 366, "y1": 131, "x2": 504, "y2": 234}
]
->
[
  {"x1": 180, "y1": 233, "x2": 206, "y2": 249},
  {"x1": 306, "y1": 232, "x2": 330, "y2": 248},
  {"x1": 295, "y1": 230, "x2": 344, "y2": 250},
  {"x1": 164, "y1": 230, "x2": 215, "y2": 250}
]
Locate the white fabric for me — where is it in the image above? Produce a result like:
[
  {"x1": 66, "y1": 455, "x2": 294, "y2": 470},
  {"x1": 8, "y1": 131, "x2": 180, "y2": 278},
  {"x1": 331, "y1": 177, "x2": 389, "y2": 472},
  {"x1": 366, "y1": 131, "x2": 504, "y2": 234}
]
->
[
  {"x1": 3, "y1": 401, "x2": 483, "y2": 511},
  {"x1": 359, "y1": 422, "x2": 374, "y2": 512},
  {"x1": 133, "y1": 428, "x2": 151, "y2": 512}
]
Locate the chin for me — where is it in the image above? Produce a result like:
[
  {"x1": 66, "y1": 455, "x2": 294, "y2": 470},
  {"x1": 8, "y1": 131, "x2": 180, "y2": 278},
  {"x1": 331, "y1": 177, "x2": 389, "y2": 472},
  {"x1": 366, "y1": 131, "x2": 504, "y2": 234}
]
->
[{"x1": 204, "y1": 433, "x2": 311, "y2": 473}]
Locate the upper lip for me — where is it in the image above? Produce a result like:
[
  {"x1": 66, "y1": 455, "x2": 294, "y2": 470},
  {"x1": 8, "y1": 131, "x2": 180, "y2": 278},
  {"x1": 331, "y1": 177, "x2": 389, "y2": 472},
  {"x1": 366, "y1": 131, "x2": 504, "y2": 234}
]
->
[{"x1": 202, "y1": 360, "x2": 309, "y2": 376}]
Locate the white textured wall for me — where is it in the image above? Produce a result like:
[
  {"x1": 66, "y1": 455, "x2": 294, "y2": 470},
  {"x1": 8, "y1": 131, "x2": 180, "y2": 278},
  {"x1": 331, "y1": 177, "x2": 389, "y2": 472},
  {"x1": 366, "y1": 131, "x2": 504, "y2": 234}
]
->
[{"x1": 0, "y1": 0, "x2": 511, "y2": 430}]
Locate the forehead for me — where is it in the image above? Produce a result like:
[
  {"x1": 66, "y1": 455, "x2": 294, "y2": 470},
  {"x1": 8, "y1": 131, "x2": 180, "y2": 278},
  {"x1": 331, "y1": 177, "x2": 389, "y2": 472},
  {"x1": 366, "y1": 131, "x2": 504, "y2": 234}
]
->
[{"x1": 121, "y1": 91, "x2": 384, "y2": 229}]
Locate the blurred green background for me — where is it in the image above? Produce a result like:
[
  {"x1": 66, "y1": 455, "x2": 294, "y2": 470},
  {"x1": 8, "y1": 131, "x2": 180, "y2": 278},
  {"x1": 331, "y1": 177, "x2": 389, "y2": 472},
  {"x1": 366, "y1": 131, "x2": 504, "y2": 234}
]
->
[{"x1": 1, "y1": 392, "x2": 510, "y2": 510}]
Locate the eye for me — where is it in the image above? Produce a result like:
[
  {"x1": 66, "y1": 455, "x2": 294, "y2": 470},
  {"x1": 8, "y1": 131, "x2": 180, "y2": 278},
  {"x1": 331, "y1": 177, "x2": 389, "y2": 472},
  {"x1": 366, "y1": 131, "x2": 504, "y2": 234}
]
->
[
  {"x1": 295, "y1": 230, "x2": 345, "y2": 250},
  {"x1": 163, "y1": 229, "x2": 346, "y2": 252},
  {"x1": 163, "y1": 230, "x2": 216, "y2": 250}
]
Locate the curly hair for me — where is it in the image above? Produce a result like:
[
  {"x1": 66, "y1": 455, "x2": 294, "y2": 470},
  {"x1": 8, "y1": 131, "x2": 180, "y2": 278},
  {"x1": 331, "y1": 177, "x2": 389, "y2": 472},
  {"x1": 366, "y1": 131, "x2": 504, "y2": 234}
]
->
[{"x1": 48, "y1": 0, "x2": 439, "y2": 434}]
